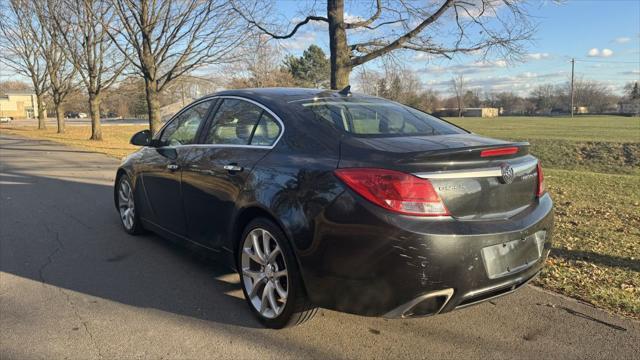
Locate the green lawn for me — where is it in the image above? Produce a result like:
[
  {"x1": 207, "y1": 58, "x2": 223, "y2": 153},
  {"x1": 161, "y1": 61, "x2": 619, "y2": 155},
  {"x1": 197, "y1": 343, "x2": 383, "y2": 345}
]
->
[
  {"x1": 448, "y1": 115, "x2": 640, "y2": 319},
  {"x1": 446, "y1": 115, "x2": 640, "y2": 143}
]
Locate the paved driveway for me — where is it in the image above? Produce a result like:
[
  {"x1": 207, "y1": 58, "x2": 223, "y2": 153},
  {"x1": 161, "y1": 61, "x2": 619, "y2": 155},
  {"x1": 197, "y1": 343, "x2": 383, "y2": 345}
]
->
[{"x1": 0, "y1": 134, "x2": 637, "y2": 359}]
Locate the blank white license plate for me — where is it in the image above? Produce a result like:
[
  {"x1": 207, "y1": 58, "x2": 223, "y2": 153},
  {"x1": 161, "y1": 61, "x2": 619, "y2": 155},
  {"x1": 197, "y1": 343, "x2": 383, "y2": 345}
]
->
[{"x1": 481, "y1": 232, "x2": 546, "y2": 279}]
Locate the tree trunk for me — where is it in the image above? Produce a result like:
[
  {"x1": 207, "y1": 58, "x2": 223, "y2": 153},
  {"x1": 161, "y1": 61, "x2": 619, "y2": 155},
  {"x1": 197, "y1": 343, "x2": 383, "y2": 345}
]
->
[
  {"x1": 36, "y1": 94, "x2": 46, "y2": 130},
  {"x1": 55, "y1": 103, "x2": 65, "y2": 134},
  {"x1": 89, "y1": 94, "x2": 102, "y2": 140},
  {"x1": 145, "y1": 78, "x2": 162, "y2": 135},
  {"x1": 327, "y1": 0, "x2": 351, "y2": 90}
]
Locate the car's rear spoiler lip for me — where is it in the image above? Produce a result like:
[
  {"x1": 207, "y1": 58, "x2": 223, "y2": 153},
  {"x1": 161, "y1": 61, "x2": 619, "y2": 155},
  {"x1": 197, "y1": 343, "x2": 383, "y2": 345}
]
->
[{"x1": 414, "y1": 157, "x2": 538, "y2": 180}]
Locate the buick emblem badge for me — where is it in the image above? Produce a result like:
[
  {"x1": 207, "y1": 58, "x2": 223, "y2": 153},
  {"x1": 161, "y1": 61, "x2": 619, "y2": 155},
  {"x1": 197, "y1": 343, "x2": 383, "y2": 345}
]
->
[{"x1": 500, "y1": 164, "x2": 515, "y2": 184}]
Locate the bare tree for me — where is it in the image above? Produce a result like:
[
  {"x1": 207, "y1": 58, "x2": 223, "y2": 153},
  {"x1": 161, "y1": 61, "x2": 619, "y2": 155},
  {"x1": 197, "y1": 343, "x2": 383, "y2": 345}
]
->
[
  {"x1": 106, "y1": 0, "x2": 251, "y2": 134},
  {"x1": 0, "y1": 0, "x2": 49, "y2": 128},
  {"x1": 571, "y1": 78, "x2": 618, "y2": 114},
  {"x1": 0, "y1": 80, "x2": 32, "y2": 93},
  {"x1": 34, "y1": 0, "x2": 77, "y2": 134},
  {"x1": 232, "y1": 0, "x2": 535, "y2": 89},
  {"x1": 227, "y1": 36, "x2": 296, "y2": 89},
  {"x1": 451, "y1": 74, "x2": 466, "y2": 117},
  {"x1": 55, "y1": 0, "x2": 125, "y2": 140},
  {"x1": 354, "y1": 66, "x2": 382, "y2": 96}
]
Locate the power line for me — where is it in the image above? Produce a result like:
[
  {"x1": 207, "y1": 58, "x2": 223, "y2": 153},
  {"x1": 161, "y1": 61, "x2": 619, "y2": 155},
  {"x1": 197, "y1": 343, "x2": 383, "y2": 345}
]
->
[{"x1": 573, "y1": 58, "x2": 640, "y2": 64}]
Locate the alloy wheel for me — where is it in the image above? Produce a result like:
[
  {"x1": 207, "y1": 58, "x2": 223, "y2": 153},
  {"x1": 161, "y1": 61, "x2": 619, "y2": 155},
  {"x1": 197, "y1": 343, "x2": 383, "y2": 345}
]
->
[
  {"x1": 241, "y1": 228, "x2": 289, "y2": 319},
  {"x1": 118, "y1": 178, "x2": 135, "y2": 230}
]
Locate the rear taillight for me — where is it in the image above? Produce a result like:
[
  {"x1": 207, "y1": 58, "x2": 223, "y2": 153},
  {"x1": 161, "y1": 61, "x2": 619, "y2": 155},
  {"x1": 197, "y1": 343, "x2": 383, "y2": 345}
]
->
[
  {"x1": 480, "y1": 147, "x2": 519, "y2": 157},
  {"x1": 334, "y1": 168, "x2": 450, "y2": 216},
  {"x1": 536, "y1": 162, "x2": 545, "y2": 197}
]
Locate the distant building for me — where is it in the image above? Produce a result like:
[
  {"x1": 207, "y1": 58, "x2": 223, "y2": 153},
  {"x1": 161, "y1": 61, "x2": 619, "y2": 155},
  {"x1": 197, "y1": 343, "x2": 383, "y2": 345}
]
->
[
  {"x1": 0, "y1": 91, "x2": 44, "y2": 119},
  {"x1": 575, "y1": 106, "x2": 589, "y2": 114},
  {"x1": 433, "y1": 107, "x2": 499, "y2": 118}
]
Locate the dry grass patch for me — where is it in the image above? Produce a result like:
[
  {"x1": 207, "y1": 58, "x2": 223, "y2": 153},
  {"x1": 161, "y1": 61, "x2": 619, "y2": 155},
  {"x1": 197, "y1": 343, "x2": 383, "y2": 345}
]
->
[
  {"x1": 0, "y1": 125, "x2": 146, "y2": 158},
  {"x1": 537, "y1": 170, "x2": 640, "y2": 319}
]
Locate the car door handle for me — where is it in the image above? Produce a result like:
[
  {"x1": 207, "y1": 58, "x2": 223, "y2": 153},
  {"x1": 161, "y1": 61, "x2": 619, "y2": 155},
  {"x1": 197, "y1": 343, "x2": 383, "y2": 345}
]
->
[
  {"x1": 223, "y1": 164, "x2": 243, "y2": 172},
  {"x1": 166, "y1": 164, "x2": 180, "y2": 171}
]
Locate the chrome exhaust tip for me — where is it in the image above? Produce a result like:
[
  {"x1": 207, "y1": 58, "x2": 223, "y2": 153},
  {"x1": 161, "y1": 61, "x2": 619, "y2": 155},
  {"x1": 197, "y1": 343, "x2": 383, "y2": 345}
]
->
[{"x1": 383, "y1": 288, "x2": 454, "y2": 319}]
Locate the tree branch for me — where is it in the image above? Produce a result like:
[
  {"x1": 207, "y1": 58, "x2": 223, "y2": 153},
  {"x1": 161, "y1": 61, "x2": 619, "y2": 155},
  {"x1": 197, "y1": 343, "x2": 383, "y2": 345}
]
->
[
  {"x1": 350, "y1": 0, "x2": 455, "y2": 67},
  {"x1": 230, "y1": 1, "x2": 327, "y2": 39},
  {"x1": 344, "y1": 0, "x2": 381, "y2": 29}
]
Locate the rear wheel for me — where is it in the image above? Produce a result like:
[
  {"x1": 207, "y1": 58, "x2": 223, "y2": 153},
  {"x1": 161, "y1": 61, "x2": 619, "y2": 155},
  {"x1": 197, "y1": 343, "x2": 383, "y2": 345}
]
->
[
  {"x1": 116, "y1": 174, "x2": 144, "y2": 235},
  {"x1": 238, "y1": 218, "x2": 317, "y2": 328}
]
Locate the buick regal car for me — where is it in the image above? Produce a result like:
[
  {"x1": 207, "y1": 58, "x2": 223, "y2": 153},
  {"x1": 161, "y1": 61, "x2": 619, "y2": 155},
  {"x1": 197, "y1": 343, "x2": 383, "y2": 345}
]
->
[{"x1": 114, "y1": 88, "x2": 553, "y2": 328}]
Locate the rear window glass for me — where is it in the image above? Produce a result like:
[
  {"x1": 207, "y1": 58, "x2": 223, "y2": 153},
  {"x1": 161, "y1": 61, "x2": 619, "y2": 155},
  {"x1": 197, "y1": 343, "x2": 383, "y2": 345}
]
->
[{"x1": 299, "y1": 99, "x2": 466, "y2": 137}]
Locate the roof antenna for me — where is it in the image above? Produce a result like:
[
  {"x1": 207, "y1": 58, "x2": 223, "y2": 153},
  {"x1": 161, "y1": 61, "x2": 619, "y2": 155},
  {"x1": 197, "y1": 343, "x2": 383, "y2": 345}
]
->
[{"x1": 338, "y1": 85, "x2": 351, "y2": 96}]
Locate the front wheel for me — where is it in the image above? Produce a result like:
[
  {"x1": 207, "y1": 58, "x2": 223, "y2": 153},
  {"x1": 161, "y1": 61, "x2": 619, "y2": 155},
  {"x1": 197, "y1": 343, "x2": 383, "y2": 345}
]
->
[
  {"x1": 116, "y1": 174, "x2": 144, "y2": 235},
  {"x1": 238, "y1": 218, "x2": 317, "y2": 328}
]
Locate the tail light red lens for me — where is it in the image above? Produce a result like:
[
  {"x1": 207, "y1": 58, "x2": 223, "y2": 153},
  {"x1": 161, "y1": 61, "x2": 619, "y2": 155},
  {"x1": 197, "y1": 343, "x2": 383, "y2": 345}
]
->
[
  {"x1": 334, "y1": 168, "x2": 450, "y2": 216},
  {"x1": 480, "y1": 147, "x2": 519, "y2": 157},
  {"x1": 536, "y1": 162, "x2": 545, "y2": 197}
]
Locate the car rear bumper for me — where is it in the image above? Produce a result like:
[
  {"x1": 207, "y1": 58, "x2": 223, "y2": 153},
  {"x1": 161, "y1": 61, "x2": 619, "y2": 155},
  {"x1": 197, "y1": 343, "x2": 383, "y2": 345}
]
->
[{"x1": 297, "y1": 192, "x2": 554, "y2": 317}]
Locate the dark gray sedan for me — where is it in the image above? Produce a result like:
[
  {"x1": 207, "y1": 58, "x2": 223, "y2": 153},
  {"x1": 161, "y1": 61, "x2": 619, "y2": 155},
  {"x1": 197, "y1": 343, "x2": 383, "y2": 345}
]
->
[{"x1": 115, "y1": 88, "x2": 553, "y2": 328}]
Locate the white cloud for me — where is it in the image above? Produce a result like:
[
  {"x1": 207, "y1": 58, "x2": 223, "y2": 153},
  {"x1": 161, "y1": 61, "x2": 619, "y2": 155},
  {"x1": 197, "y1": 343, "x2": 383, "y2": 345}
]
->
[
  {"x1": 422, "y1": 70, "x2": 568, "y2": 97},
  {"x1": 614, "y1": 37, "x2": 631, "y2": 44},
  {"x1": 280, "y1": 32, "x2": 317, "y2": 51},
  {"x1": 423, "y1": 60, "x2": 509, "y2": 75},
  {"x1": 619, "y1": 69, "x2": 640, "y2": 76},
  {"x1": 413, "y1": 53, "x2": 434, "y2": 61},
  {"x1": 343, "y1": 12, "x2": 364, "y2": 24},
  {"x1": 527, "y1": 53, "x2": 550, "y2": 60},
  {"x1": 587, "y1": 48, "x2": 614, "y2": 57}
]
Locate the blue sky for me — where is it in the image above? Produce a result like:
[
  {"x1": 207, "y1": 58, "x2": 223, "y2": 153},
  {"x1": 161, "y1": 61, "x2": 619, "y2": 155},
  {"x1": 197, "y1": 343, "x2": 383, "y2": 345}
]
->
[
  {"x1": 1, "y1": 1, "x2": 637, "y2": 97},
  {"x1": 275, "y1": 0, "x2": 640, "y2": 96}
]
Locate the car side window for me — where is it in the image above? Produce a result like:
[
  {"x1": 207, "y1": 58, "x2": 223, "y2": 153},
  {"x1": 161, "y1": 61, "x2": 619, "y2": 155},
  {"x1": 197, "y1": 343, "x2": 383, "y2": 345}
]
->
[
  {"x1": 160, "y1": 100, "x2": 212, "y2": 146},
  {"x1": 250, "y1": 112, "x2": 281, "y2": 146},
  {"x1": 206, "y1": 99, "x2": 263, "y2": 145}
]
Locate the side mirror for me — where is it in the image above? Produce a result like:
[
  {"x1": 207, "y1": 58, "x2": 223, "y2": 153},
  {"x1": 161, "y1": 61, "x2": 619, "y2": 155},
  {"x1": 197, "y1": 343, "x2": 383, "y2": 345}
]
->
[{"x1": 130, "y1": 130, "x2": 152, "y2": 146}]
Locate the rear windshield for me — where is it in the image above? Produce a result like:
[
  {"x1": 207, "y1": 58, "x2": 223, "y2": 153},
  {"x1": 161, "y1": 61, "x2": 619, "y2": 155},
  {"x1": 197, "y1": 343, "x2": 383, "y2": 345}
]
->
[{"x1": 298, "y1": 98, "x2": 466, "y2": 137}]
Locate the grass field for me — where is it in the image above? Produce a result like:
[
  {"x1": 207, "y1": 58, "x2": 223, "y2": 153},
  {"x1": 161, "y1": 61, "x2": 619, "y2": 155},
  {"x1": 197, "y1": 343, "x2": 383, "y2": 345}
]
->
[
  {"x1": 2, "y1": 115, "x2": 639, "y2": 318},
  {"x1": 446, "y1": 115, "x2": 640, "y2": 143},
  {"x1": 0, "y1": 125, "x2": 144, "y2": 159}
]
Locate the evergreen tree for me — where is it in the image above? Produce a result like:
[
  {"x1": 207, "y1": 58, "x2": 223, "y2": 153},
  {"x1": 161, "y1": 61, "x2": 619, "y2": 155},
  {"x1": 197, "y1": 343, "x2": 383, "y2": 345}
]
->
[
  {"x1": 284, "y1": 45, "x2": 330, "y2": 88},
  {"x1": 631, "y1": 82, "x2": 639, "y2": 100}
]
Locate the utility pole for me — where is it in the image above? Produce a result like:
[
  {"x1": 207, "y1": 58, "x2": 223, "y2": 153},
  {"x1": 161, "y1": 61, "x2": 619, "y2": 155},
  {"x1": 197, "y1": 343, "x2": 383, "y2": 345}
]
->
[{"x1": 570, "y1": 58, "x2": 575, "y2": 118}]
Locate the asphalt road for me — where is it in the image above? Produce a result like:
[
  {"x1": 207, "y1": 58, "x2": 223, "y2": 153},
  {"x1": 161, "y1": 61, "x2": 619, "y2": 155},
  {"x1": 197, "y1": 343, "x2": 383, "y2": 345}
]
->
[{"x1": 0, "y1": 134, "x2": 638, "y2": 360}]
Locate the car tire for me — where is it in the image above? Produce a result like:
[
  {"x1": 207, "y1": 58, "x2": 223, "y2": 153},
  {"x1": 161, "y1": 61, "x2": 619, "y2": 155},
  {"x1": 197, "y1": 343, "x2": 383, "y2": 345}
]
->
[
  {"x1": 116, "y1": 174, "x2": 144, "y2": 235},
  {"x1": 238, "y1": 217, "x2": 317, "y2": 328}
]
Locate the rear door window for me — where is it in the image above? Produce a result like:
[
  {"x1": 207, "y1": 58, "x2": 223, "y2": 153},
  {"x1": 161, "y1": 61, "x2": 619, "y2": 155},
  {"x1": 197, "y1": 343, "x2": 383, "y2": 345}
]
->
[
  {"x1": 206, "y1": 98, "x2": 282, "y2": 146},
  {"x1": 206, "y1": 99, "x2": 262, "y2": 145},
  {"x1": 250, "y1": 112, "x2": 281, "y2": 146}
]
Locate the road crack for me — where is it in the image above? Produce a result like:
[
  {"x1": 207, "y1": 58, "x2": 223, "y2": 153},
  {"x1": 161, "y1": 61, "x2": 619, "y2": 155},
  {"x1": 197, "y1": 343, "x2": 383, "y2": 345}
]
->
[
  {"x1": 38, "y1": 224, "x2": 64, "y2": 284},
  {"x1": 537, "y1": 303, "x2": 627, "y2": 332},
  {"x1": 39, "y1": 223, "x2": 104, "y2": 359}
]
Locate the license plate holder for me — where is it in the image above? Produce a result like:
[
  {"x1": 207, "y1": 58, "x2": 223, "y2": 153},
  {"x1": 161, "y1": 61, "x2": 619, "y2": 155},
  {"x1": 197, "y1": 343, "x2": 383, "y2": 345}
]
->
[{"x1": 481, "y1": 232, "x2": 546, "y2": 279}]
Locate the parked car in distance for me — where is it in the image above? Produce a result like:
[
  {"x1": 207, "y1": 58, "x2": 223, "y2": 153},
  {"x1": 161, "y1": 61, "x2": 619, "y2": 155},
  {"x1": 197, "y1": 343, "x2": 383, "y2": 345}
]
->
[
  {"x1": 115, "y1": 88, "x2": 553, "y2": 328},
  {"x1": 101, "y1": 111, "x2": 121, "y2": 119},
  {"x1": 0, "y1": 116, "x2": 12, "y2": 123},
  {"x1": 65, "y1": 111, "x2": 79, "y2": 118},
  {"x1": 77, "y1": 112, "x2": 88, "y2": 119}
]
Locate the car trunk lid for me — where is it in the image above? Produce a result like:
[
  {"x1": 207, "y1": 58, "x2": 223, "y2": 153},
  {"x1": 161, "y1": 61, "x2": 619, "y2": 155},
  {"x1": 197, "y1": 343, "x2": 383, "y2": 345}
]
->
[{"x1": 338, "y1": 134, "x2": 539, "y2": 219}]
